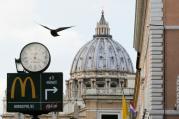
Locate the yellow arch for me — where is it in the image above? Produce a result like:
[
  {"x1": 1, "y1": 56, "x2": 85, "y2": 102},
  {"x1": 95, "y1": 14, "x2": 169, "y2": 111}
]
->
[{"x1": 10, "y1": 77, "x2": 36, "y2": 99}]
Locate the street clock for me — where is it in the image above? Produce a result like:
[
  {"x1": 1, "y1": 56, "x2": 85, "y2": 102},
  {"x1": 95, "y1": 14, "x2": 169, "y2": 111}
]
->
[{"x1": 20, "y1": 42, "x2": 51, "y2": 73}]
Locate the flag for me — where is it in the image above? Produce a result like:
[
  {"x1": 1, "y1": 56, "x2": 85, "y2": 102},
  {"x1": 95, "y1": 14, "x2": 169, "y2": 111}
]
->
[
  {"x1": 122, "y1": 95, "x2": 128, "y2": 119},
  {"x1": 129, "y1": 103, "x2": 136, "y2": 114},
  {"x1": 129, "y1": 102, "x2": 137, "y2": 117}
]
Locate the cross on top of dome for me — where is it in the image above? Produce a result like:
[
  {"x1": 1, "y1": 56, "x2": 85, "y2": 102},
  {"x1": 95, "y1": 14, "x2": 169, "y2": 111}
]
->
[{"x1": 99, "y1": 10, "x2": 106, "y2": 25}]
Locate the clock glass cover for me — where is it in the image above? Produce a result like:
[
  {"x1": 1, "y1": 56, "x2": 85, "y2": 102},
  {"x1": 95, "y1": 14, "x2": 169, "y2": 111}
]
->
[{"x1": 20, "y1": 42, "x2": 51, "y2": 72}]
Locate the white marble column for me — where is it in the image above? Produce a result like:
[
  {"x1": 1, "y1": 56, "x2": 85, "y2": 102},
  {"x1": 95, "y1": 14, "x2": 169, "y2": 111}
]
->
[
  {"x1": 106, "y1": 79, "x2": 111, "y2": 88},
  {"x1": 91, "y1": 79, "x2": 96, "y2": 88},
  {"x1": 80, "y1": 79, "x2": 84, "y2": 96},
  {"x1": 69, "y1": 80, "x2": 73, "y2": 99},
  {"x1": 78, "y1": 80, "x2": 81, "y2": 98},
  {"x1": 66, "y1": 80, "x2": 69, "y2": 99}
]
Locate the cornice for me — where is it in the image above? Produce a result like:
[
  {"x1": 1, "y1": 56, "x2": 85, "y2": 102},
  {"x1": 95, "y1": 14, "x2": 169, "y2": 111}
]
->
[{"x1": 133, "y1": 0, "x2": 148, "y2": 52}]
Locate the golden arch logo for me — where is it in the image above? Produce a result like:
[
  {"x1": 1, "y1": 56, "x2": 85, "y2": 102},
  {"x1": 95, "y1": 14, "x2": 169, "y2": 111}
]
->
[{"x1": 11, "y1": 77, "x2": 36, "y2": 99}]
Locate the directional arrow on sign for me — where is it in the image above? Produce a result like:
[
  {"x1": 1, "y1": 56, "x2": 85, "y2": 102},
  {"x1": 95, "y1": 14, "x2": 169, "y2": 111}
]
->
[{"x1": 45, "y1": 87, "x2": 58, "y2": 100}]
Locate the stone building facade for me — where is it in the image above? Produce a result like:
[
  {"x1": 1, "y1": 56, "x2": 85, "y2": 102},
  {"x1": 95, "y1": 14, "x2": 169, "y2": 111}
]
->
[
  {"x1": 2, "y1": 12, "x2": 135, "y2": 119},
  {"x1": 133, "y1": 0, "x2": 179, "y2": 119}
]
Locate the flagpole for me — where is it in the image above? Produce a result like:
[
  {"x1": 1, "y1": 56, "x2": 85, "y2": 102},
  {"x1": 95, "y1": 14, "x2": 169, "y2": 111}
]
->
[
  {"x1": 120, "y1": 81, "x2": 124, "y2": 95},
  {"x1": 120, "y1": 81, "x2": 127, "y2": 119}
]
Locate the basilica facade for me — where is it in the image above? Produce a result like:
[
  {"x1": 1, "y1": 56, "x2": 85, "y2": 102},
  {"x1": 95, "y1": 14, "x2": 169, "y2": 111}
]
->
[{"x1": 2, "y1": 12, "x2": 135, "y2": 119}]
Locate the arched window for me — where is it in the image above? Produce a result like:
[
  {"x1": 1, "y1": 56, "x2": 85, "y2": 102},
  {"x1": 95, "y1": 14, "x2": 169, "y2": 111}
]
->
[
  {"x1": 85, "y1": 82, "x2": 91, "y2": 88},
  {"x1": 97, "y1": 83, "x2": 105, "y2": 88},
  {"x1": 111, "y1": 82, "x2": 117, "y2": 88},
  {"x1": 96, "y1": 78, "x2": 105, "y2": 88}
]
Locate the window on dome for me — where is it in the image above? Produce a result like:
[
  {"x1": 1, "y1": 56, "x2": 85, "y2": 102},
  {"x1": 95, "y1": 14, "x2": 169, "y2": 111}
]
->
[
  {"x1": 128, "y1": 58, "x2": 132, "y2": 64},
  {"x1": 97, "y1": 78, "x2": 104, "y2": 81},
  {"x1": 121, "y1": 57, "x2": 124, "y2": 62},
  {"x1": 117, "y1": 48, "x2": 121, "y2": 51},
  {"x1": 111, "y1": 82, "x2": 117, "y2": 88},
  {"x1": 110, "y1": 56, "x2": 114, "y2": 66},
  {"x1": 97, "y1": 83, "x2": 105, "y2": 88},
  {"x1": 96, "y1": 79, "x2": 105, "y2": 88},
  {"x1": 109, "y1": 46, "x2": 112, "y2": 51},
  {"x1": 86, "y1": 83, "x2": 91, "y2": 88},
  {"x1": 124, "y1": 80, "x2": 127, "y2": 87},
  {"x1": 84, "y1": 80, "x2": 91, "y2": 88}
]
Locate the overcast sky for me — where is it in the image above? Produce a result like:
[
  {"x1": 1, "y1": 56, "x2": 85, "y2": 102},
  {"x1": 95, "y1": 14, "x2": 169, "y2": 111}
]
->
[{"x1": 0, "y1": 0, "x2": 136, "y2": 115}]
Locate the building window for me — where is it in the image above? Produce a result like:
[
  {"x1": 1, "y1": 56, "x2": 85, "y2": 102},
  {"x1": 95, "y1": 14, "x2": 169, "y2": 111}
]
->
[
  {"x1": 101, "y1": 114, "x2": 118, "y2": 119},
  {"x1": 124, "y1": 80, "x2": 127, "y2": 87},
  {"x1": 111, "y1": 82, "x2": 117, "y2": 88},
  {"x1": 86, "y1": 83, "x2": 91, "y2": 88},
  {"x1": 96, "y1": 79, "x2": 105, "y2": 88},
  {"x1": 97, "y1": 83, "x2": 105, "y2": 88},
  {"x1": 85, "y1": 81, "x2": 91, "y2": 88},
  {"x1": 121, "y1": 57, "x2": 124, "y2": 63}
]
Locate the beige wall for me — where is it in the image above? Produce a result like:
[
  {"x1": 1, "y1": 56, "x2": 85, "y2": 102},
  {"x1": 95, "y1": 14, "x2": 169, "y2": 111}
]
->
[
  {"x1": 85, "y1": 100, "x2": 121, "y2": 109},
  {"x1": 166, "y1": 116, "x2": 179, "y2": 119},
  {"x1": 85, "y1": 99, "x2": 122, "y2": 119},
  {"x1": 164, "y1": 0, "x2": 179, "y2": 25},
  {"x1": 86, "y1": 111, "x2": 96, "y2": 119},
  {"x1": 165, "y1": 30, "x2": 179, "y2": 109},
  {"x1": 164, "y1": 0, "x2": 179, "y2": 112}
]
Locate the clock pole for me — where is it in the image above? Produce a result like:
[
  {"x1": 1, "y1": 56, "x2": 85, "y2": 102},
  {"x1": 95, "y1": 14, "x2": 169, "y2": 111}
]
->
[{"x1": 32, "y1": 115, "x2": 39, "y2": 119}]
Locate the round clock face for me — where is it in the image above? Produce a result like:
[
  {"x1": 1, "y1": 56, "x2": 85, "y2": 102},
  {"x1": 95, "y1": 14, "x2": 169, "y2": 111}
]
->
[{"x1": 20, "y1": 42, "x2": 51, "y2": 73}]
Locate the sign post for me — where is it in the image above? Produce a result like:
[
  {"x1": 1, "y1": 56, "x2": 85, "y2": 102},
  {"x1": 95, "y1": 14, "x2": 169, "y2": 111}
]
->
[{"x1": 7, "y1": 72, "x2": 63, "y2": 115}]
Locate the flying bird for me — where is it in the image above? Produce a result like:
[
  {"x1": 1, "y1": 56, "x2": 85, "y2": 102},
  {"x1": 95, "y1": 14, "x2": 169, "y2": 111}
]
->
[{"x1": 39, "y1": 24, "x2": 74, "y2": 37}]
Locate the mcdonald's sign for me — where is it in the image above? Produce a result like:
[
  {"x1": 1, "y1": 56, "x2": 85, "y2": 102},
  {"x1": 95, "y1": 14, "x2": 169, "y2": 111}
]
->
[
  {"x1": 7, "y1": 73, "x2": 63, "y2": 113},
  {"x1": 7, "y1": 73, "x2": 40, "y2": 101},
  {"x1": 10, "y1": 76, "x2": 36, "y2": 99}
]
